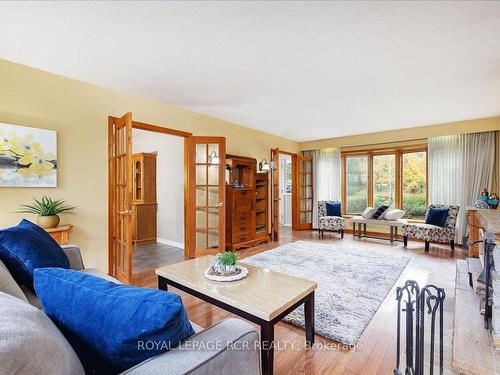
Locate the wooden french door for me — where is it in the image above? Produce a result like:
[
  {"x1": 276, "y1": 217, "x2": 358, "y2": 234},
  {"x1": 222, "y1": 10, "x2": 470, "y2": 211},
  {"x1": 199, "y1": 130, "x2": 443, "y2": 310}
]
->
[
  {"x1": 186, "y1": 137, "x2": 226, "y2": 258},
  {"x1": 293, "y1": 155, "x2": 313, "y2": 230},
  {"x1": 108, "y1": 113, "x2": 134, "y2": 284},
  {"x1": 271, "y1": 148, "x2": 280, "y2": 241}
]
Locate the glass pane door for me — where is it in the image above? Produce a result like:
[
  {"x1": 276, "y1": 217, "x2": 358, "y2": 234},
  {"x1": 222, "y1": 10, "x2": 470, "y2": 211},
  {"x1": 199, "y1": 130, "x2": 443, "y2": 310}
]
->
[
  {"x1": 187, "y1": 137, "x2": 226, "y2": 257},
  {"x1": 296, "y1": 155, "x2": 313, "y2": 230},
  {"x1": 109, "y1": 113, "x2": 133, "y2": 284}
]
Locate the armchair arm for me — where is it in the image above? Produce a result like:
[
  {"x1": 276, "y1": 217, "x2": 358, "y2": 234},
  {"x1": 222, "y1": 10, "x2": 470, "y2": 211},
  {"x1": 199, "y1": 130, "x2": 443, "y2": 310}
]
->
[
  {"x1": 61, "y1": 244, "x2": 84, "y2": 270},
  {"x1": 122, "y1": 318, "x2": 261, "y2": 375}
]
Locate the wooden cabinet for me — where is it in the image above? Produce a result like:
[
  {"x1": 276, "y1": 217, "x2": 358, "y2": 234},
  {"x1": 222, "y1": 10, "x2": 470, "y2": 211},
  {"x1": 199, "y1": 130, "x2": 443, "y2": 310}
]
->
[
  {"x1": 45, "y1": 225, "x2": 73, "y2": 245},
  {"x1": 225, "y1": 155, "x2": 270, "y2": 250},
  {"x1": 132, "y1": 152, "x2": 157, "y2": 244},
  {"x1": 255, "y1": 172, "x2": 270, "y2": 240},
  {"x1": 467, "y1": 207, "x2": 481, "y2": 257}
]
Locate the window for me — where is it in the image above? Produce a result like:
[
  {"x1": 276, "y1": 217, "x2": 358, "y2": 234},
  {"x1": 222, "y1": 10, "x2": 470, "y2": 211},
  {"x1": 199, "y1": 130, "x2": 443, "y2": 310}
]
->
[
  {"x1": 345, "y1": 156, "x2": 368, "y2": 214},
  {"x1": 342, "y1": 147, "x2": 427, "y2": 216},
  {"x1": 373, "y1": 154, "x2": 396, "y2": 209},
  {"x1": 402, "y1": 151, "x2": 427, "y2": 217}
]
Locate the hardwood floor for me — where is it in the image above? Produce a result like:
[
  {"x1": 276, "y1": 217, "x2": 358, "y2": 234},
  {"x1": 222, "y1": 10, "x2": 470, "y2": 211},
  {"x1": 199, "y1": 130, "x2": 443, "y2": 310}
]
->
[
  {"x1": 132, "y1": 242, "x2": 184, "y2": 277},
  {"x1": 132, "y1": 227, "x2": 467, "y2": 374}
]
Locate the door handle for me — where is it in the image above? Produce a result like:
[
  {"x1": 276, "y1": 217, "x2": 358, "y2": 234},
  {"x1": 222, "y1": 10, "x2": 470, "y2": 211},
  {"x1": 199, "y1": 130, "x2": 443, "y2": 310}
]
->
[
  {"x1": 216, "y1": 202, "x2": 224, "y2": 208},
  {"x1": 118, "y1": 209, "x2": 136, "y2": 215}
]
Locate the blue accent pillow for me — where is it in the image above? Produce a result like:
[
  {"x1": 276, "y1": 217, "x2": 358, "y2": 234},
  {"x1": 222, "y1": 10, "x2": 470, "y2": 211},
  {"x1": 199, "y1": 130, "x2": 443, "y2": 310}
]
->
[
  {"x1": 34, "y1": 268, "x2": 195, "y2": 374},
  {"x1": 0, "y1": 219, "x2": 69, "y2": 290},
  {"x1": 425, "y1": 208, "x2": 449, "y2": 227},
  {"x1": 325, "y1": 202, "x2": 342, "y2": 217}
]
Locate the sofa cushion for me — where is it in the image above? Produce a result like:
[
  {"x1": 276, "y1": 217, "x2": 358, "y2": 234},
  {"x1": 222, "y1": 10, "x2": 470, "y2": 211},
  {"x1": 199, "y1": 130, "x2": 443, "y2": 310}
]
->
[
  {"x1": 34, "y1": 268, "x2": 195, "y2": 374},
  {"x1": 372, "y1": 205, "x2": 389, "y2": 219},
  {"x1": 0, "y1": 257, "x2": 28, "y2": 302},
  {"x1": 0, "y1": 219, "x2": 69, "y2": 290},
  {"x1": 384, "y1": 209, "x2": 406, "y2": 221},
  {"x1": 325, "y1": 202, "x2": 342, "y2": 217},
  {"x1": 0, "y1": 291, "x2": 84, "y2": 375},
  {"x1": 425, "y1": 207, "x2": 449, "y2": 227},
  {"x1": 361, "y1": 207, "x2": 377, "y2": 219}
]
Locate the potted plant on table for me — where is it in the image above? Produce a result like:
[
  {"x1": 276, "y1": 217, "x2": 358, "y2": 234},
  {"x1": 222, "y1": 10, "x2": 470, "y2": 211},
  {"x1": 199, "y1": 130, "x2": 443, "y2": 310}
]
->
[
  {"x1": 18, "y1": 196, "x2": 76, "y2": 229},
  {"x1": 215, "y1": 251, "x2": 240, "y2": 273}
]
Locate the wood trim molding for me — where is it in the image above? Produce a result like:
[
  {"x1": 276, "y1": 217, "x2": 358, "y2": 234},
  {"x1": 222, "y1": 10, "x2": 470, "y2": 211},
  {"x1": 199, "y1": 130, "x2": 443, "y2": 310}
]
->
[
  {"x1": 342, "y1": 145, "x2": 428, "y2": 214},
  {"x1": 132, "y1": 120, "x2": 192, "y2": 138}
]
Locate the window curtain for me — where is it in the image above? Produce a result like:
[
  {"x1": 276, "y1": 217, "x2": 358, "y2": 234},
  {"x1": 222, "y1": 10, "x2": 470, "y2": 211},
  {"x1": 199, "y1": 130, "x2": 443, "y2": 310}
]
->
[
  {"x1": 303, "y1": 148, "x2": 341, "y2": 228},
  {"x1": 428, "y1": 131, "x2": 496, "y2": 244}
]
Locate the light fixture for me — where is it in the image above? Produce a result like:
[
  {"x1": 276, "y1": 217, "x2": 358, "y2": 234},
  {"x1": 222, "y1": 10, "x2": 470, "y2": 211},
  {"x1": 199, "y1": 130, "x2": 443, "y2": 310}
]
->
[
  {"x1": 208, "y1": 150, "x2": 220, "y2": 164},
  {"x1": 259, "y1": 159, "x2": 271, "y2": 172}
]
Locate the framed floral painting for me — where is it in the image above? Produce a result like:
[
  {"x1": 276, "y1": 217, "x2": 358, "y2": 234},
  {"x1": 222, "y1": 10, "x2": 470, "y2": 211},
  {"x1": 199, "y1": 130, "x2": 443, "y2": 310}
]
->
[{"x1": 0, "y1": 123, "x2": 57, "y2": 187}]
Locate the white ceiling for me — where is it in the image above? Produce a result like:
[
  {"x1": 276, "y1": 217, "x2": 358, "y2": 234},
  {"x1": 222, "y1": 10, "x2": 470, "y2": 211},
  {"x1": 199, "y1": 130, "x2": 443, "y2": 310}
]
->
[{"x1": 0, "y1": 1, "x2": 499, "y2": 142}]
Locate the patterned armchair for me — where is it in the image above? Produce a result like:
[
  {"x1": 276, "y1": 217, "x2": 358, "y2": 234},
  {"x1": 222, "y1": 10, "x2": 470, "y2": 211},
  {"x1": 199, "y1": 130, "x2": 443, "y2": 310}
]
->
[
  {"x1": 318, "y1": 201, "x2": 347, "y2": 239},
  {"x1": 402, "y1": 204, "x2": 460, "y2": 251}
]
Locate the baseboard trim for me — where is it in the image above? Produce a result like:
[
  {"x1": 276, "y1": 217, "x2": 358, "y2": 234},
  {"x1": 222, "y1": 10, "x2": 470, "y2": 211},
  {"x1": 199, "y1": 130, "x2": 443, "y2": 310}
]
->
[{"x1": 157, "y1": 238, "x2": 184, "y2": 250}]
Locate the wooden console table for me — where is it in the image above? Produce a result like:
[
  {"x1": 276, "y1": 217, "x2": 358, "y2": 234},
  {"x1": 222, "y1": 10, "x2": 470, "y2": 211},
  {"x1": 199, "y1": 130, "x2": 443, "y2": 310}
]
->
[{"x1": 45, "y1": 224, "x2": 73, "y2": 245}]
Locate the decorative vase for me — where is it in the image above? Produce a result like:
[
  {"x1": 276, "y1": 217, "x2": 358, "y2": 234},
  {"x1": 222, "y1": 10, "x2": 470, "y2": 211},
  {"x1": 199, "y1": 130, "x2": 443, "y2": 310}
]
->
[
  {"x1": 480, "y1": 189, "x2": 489, "y2": 202},
  {"x1": 224, "y1": 264, "x2": 236, "y2": 273},
  {"x1": 36, "y1": 215, "x2": 60, "y2": 229},
  {"x1": 488, "y1": 193, "x2": 499, "y2": 209}
]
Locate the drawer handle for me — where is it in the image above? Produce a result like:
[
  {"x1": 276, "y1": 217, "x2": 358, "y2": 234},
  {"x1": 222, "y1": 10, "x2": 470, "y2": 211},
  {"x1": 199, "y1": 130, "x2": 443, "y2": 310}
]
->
[
  {"x1": 240, "y1": 236, "x2": 247, "y2": 241},
  {"x1": 240, "y1": 225, "x2": 247, "y2": 231},
  {"x1": 240, "y1": 215, "x2": 247, "y2": 220}
]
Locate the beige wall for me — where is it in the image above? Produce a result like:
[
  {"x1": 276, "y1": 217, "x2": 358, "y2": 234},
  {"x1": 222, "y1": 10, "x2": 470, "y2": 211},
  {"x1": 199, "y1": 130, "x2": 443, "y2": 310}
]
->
[
  {"x1": 0, "y1": 59, "x2": 299, "y2": 271},
  {"x1": 300, "y1": 116, "x2": 500, "y2": 150}
]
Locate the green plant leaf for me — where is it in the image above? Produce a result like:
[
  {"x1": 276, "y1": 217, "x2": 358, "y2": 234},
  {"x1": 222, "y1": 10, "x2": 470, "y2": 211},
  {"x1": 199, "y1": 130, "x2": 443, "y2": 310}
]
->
[{"x1": 17, "y1": 196, "x2": 76, "y2": 216}]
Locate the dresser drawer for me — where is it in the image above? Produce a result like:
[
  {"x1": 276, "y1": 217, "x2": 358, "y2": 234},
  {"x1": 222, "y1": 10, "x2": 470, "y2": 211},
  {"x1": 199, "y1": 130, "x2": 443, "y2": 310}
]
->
[
  {"x1": 232, "y1": 231, "x2": 255, "y2": 244},
  {"x1": 233, "y1": 221, "x2": 253, "y2": 235},
  {"x1": 235, "y1": 200, "x2": 253, "y2": 214},
  {"x1": 234, "y1": 212, "x2": 253, "y2": 223},
  {"x1": 234, "y1": 189, "x2": 253, "y2": 200}
]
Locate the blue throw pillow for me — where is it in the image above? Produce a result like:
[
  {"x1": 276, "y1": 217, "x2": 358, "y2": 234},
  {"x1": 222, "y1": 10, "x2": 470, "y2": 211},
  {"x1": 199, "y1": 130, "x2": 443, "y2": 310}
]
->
[
  {"x1": 0, "y1": 219, "x2": 69, "y2": 290},
  {"x1": 325, "y1": 202, "x2": 342, "y2": 217},
  {"x1": 34, "y1": 268, "x2": 195, "y2": 374},
  {"x1": 425, "y1": 207, "x2": 449, "y2": 227}
]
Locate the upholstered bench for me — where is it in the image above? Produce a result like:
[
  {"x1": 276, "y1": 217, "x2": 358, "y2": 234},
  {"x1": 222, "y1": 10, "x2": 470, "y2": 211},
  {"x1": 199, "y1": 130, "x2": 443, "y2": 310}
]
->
[{"x1": 350, "y1": 216, "x2": 407, "y2": 243}]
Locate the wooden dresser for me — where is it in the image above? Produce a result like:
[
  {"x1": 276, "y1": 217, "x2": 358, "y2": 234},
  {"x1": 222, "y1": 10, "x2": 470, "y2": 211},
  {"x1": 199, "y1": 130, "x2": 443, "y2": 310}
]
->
[
  {"x1": 132, "y1": 152, "x2": 157, "y2": 245},
  {"x1": 225, "y1": 155, "x2": 270, "y2": 250}
]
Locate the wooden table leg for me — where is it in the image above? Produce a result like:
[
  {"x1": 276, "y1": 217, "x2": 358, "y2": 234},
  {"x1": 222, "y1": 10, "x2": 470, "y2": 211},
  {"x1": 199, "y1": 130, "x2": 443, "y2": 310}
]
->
[
  {"x1": 390, "y1": 226, "x2": 394, "y2": 244},
  {"x1": 358, "y1": 223, "x2": 362, "y2": 238},
  {"x1": 260, "y1": 321, "x2": 275, "y2": 375},
  {"x1": 363, "y1": 223, "x2": 367, "y2": 236},
  {"x1": 305, "y1": 291, "x2": 315, "y2": 348},
  {"x1": 352, "y1": 222, "x2": 356, "y2": 237}
]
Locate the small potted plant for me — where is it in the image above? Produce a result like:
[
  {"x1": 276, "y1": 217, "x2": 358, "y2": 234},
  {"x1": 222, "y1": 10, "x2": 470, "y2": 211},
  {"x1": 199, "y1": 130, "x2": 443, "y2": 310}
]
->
[
  {"x1": 215, "y1": 251, "x2": 240, "y2": 273},
  {"x1": 18, "y1": 196, "x2": 76, "y2": 229}
]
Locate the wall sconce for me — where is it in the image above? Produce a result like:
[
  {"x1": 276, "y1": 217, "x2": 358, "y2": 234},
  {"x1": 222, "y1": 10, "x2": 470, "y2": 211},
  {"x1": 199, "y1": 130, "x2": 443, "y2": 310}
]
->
[
  {"x1": 209, "y1": 150, "x2": 220, "y2": 164},
  {"x1": 259, "y1": 159, "x2": 271, "y2": 172}
]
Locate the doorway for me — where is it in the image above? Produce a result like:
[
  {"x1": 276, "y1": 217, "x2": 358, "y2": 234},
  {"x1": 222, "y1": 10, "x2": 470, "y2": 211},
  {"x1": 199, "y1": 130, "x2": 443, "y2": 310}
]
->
[
  {"x1": 131, "y1": 128, "x2": 185, "y2": 275},
  {"x1": 108, "y1": 113, "x2": 226, "y2": 284},
  {"x1": 270, "y1": 148, "x2": 314, "y2": 241}
]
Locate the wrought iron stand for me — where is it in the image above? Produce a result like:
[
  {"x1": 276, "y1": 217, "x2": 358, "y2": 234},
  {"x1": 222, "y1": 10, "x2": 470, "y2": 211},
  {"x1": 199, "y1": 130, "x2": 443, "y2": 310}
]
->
[{"x1": 394, "y1": 280, "x2": 446, "y2": 375}]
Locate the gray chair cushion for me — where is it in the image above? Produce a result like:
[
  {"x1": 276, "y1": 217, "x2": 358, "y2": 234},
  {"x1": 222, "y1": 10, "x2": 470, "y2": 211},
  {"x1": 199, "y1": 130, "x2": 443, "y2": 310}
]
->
[
  {"x1": 0, "y1": 291, "x2": 84, "y2": 375},
  {"x1": 0, "y1": 259, "x2": 28, "y2": 303}
]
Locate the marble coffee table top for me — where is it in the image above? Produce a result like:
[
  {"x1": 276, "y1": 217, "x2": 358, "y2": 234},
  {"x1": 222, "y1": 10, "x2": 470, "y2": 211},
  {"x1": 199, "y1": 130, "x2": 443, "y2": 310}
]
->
[{"x1": 156, "y1": 255, "x2": 317, "y2": 321}]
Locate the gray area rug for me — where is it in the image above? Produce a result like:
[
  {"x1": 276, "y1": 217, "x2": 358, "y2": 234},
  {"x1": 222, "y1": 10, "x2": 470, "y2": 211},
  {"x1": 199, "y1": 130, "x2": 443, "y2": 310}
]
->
[{"x1": 241, "y1": 240, "x2": 410, "y2": 345}]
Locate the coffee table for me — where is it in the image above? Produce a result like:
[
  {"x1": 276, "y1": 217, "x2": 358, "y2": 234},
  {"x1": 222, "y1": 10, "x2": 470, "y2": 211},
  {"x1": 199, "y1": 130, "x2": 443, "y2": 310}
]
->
[{"x1": 156, "y1": 255, "x2": 317, "y2": 375}]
